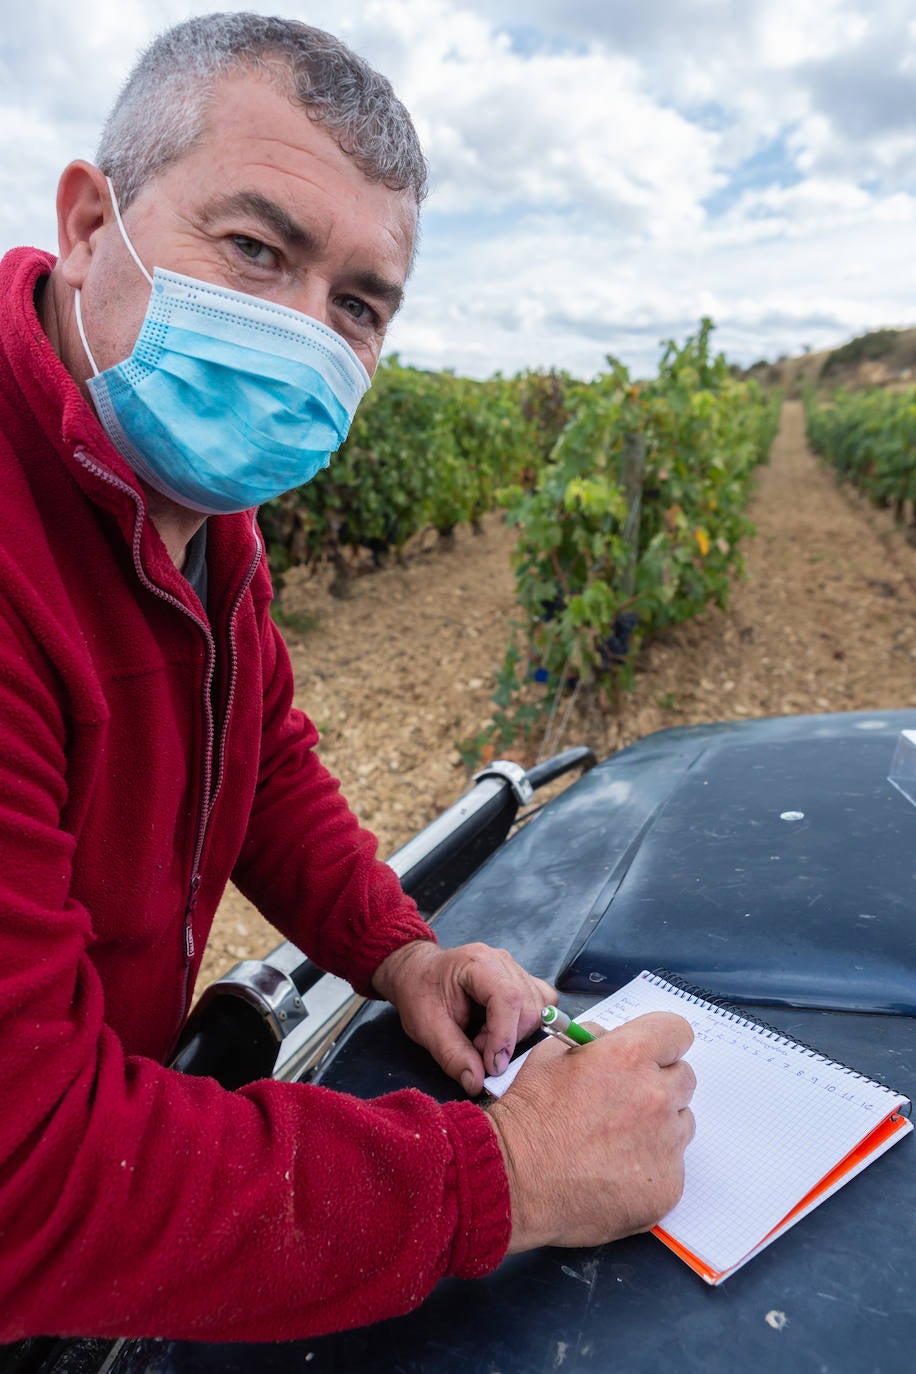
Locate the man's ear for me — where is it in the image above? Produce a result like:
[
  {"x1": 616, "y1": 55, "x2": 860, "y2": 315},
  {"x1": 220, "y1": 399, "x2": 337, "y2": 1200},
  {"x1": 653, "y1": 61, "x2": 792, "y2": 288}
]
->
[{"x1": 56, "y1": 161, "x2": 112, "y2": 289}]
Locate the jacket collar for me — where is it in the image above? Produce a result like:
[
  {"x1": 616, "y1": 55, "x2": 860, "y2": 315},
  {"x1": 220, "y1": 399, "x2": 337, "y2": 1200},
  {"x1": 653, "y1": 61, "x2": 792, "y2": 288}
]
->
[
  {"x1": 0, "y1": 247, "x2": 261, "y2": 604},
  {"x1": 0, "y1": 248, "x2": 147, "y2": 515}
]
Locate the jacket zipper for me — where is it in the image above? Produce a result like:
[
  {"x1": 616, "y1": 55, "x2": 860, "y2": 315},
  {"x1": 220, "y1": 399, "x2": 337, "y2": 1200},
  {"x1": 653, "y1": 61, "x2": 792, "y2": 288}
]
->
[
  {"x1": 75, "y1": 450, "x2": 260, "y2": 1032},
  {"x1": 208, "y1": 513, "x2": 263, "y2": 817}
]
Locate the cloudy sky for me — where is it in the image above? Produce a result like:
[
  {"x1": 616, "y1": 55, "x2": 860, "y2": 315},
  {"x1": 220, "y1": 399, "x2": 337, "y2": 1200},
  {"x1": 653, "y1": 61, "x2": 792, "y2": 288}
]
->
[{"x1": 2, "y1": 0, "x2": 914, "y2": 378}]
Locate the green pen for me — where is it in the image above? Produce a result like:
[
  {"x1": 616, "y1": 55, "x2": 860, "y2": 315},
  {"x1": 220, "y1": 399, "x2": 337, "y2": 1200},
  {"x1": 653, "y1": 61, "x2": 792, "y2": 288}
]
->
[{"x1": 540, "y1": 1005, "x2": 596, "y2": 1046}]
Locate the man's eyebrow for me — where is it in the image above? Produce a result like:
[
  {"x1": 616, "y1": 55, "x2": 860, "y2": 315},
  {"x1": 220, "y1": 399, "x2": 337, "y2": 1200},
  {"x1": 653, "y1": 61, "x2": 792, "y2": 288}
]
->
[
  {"x1": 349, "y1": 269, "x2": 404, "y2": 317},
  {"x1": 199, "y1": 190, "x2": 316, "y2": 250},
  {"x1": 198, "y1": 190, "x2": 405, "y2": 315}
]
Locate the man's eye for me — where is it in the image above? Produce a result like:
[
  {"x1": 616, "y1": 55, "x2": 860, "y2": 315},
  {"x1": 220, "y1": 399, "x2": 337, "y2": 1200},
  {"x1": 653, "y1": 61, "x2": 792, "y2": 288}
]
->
[
  {"x1": 231, "y1": 235, "x2": 274, "y2": 266},
  {"x1": 340, "y1": 296, "x2": 371, "y2": 323}
]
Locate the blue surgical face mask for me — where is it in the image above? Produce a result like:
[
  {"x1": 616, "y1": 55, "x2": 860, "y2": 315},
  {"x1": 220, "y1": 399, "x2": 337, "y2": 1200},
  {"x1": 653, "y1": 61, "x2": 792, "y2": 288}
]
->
[{"x1": 73, "y1": 179, "x2": 371, "y2": 515}]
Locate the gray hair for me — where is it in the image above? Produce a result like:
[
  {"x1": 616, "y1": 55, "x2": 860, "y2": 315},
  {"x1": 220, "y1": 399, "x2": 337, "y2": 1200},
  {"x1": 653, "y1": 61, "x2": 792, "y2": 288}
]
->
[{"x1": 95, "y1": 11, "x2": 428, "y2": 209}]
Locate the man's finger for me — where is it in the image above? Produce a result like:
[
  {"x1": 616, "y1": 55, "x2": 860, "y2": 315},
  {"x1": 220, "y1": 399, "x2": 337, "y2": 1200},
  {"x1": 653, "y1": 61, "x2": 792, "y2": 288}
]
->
[
  {"x1": 421, "y1": 1014, "x2": 485, "y2": 1094},
  {"x1": 473, "y1": 995, "x2": 525, "y2": 1077},
  {"x1": 531, "y1": 976, "x2": 559, "y2": 1008},
  {"x1": 669, "y1": 1057, "x2": 697, "y2": 1108},
  {"x1": 612, "y1": 1010, "x2": 695, "y2": 1065},
  {"x1": 451, "y1": 950, "x2": 536, "y2": 1076}
]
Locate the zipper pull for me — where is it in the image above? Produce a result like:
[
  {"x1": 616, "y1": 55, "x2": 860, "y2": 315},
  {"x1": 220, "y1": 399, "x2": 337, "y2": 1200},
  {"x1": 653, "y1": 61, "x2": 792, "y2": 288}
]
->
[{"x1": 184, "y1": 873, "x2": 202, "y2": 961}]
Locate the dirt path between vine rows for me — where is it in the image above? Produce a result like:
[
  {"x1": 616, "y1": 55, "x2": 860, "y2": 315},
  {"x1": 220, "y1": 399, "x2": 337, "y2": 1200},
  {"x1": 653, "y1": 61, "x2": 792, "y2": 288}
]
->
[{"x1": 200, "y1": 400, "x2": 916, "y2": 988}]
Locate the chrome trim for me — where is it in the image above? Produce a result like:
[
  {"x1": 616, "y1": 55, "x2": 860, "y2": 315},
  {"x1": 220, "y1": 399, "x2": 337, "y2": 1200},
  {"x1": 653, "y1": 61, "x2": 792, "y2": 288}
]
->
[
  {"x1": 198, "y1": 960, "x2": 306, "y2": 1043},
  {"x1": 385, "y1": 776, "x2": 506, "y2": 880},
  {"x1": 272, "y1": 972, "x2": 361, "y2": 1081},
  {"x1": 472, "y1": 759, "x2": 534, "y2": 806}
]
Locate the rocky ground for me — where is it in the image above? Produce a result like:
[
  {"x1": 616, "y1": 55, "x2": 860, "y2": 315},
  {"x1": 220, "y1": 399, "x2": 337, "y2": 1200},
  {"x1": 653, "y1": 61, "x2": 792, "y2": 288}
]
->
[{"x1": 198, "y1": 400, "x2": 916, "y2": 989}]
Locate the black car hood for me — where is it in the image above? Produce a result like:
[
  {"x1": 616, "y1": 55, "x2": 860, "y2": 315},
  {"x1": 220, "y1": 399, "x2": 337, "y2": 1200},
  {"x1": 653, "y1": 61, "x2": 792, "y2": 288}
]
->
[
  {"x1": 431, "y1": 709, "x2": 916, "y2": 1017},
  {"x1": 104, "y1": 711, "x2": 916, "y2": 1374},
  {"x1": 559, "y1": 723, "x2": 916, "y2": 1013}
]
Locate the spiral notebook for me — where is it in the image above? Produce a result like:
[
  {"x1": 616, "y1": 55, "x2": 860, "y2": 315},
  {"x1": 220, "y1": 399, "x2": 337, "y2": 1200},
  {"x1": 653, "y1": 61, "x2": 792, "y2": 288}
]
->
[{"x1": 484, "y1": 970, "x2": 913, "y2": 1284}]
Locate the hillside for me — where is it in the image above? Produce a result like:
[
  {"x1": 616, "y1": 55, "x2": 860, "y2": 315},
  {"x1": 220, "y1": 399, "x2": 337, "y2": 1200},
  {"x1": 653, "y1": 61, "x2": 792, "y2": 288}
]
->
[{"x1": 743, "y1": 326, "x2": 916, "y2": 395}]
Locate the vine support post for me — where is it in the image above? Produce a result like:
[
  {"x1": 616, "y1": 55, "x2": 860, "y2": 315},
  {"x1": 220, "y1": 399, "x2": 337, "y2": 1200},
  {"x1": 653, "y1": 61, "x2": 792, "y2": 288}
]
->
[{"x1": 619, "y1": 429, "x2": 647, "y2": 598}]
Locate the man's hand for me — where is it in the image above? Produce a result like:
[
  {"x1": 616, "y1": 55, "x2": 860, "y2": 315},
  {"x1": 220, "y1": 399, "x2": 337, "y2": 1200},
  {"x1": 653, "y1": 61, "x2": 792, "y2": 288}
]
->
[
  {"x1": 486, "y1": 1011, "x2": 696, "y2": 1251},
  {"x1": 372, "y1": 940, "x2": 555, "y2": 1096}
]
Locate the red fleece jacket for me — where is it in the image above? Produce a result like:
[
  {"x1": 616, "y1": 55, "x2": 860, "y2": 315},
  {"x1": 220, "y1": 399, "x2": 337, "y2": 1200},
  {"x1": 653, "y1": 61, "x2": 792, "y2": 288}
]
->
[{"x1": 0, "y1": 248, "x2": 511, "y2": 1343}]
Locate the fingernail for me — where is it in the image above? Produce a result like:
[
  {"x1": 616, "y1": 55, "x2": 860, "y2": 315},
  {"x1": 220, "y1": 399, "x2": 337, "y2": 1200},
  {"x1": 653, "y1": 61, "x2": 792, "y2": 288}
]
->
[
  {"x1": 460, "y1": 1069, "x2": 477, "y2": 1095},
  {"x1": 495, "y1": 1049, "x2": 509, "y2": 1075}
]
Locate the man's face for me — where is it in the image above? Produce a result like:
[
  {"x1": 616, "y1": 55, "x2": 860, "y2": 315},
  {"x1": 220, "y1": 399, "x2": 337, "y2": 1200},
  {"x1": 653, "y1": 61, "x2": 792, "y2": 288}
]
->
[{"x1": 76, "y1": 70, "x2": 417, "y2": 380}]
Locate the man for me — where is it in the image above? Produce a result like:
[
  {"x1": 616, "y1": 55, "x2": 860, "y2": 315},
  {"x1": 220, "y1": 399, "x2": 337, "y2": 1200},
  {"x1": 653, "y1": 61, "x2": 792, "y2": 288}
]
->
[{"x1": 0, "y1": 12, "x2": 695, "y2": 1344}]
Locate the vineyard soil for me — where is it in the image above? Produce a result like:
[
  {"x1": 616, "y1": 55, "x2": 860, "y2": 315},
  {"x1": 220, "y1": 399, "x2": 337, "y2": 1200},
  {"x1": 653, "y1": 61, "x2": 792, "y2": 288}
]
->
[{"x1": 200, "y1": 401, "x2": 916, "y2": 988}]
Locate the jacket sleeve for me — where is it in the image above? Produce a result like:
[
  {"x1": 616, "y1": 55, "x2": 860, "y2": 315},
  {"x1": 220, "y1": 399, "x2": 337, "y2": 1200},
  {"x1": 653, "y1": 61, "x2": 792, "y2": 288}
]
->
[
  {"x1": 0, "y1": 592, "x2": 511, "y2": 1344},
  {"x1": 230, "y1": 556, "x2": 437, "y2": 996}
]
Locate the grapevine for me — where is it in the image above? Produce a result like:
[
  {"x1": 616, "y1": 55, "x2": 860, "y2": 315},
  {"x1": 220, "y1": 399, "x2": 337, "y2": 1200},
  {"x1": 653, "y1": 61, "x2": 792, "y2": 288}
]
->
[{"x1": 806, "y1": 388, "x2": 916, "y2": 527}]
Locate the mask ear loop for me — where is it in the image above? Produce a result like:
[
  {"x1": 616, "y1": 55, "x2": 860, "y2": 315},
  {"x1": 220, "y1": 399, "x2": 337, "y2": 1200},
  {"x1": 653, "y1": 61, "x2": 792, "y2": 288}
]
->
[
  {"x1": 105, "y1": 176, "x2": 153, "y2": 286},
  {"x1": 74, "y1": 175, "x2": 154, "y2": 378},
  {"x1": 73, "y1": 289, "x2": 100, "y2": 377}
]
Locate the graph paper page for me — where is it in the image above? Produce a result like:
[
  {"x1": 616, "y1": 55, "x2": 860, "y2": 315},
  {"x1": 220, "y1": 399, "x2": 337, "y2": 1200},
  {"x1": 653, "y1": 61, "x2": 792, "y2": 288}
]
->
[{"x1": 486, "y1": 971, "x2": 908, "y2": 1274}]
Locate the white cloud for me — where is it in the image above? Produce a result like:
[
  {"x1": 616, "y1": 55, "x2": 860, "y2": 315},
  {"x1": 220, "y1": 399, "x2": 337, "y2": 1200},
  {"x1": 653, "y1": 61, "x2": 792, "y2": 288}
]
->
[
  {"x1": 393, "y1": 170, "x2": 916, "y2": 379},
  {"x1": 0, "y1": 0, "x2": 913, "y2": 378},
  {"x1": 338, "y1": 1, "x2": 723, "y2": 232}
]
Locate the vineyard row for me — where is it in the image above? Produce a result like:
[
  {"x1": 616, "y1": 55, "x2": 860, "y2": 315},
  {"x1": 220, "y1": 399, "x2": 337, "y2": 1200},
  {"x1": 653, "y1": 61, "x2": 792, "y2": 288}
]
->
[
  {"x1": 262, "y1": 321, "x2": 780, "y2": 747},
  {"x1": 805, "y1": 389, "x2": 916, "y2": 525}
]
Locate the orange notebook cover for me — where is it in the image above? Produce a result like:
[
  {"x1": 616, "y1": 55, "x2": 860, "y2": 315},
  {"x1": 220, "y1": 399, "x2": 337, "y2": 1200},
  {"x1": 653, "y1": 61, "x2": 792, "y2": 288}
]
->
[
  {"x1": 485, "y1": 970, "x2": 913, "y2": 1282},
  {"x1": 600, "y1": 972, "x2": 913, "y2": 1283}
]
